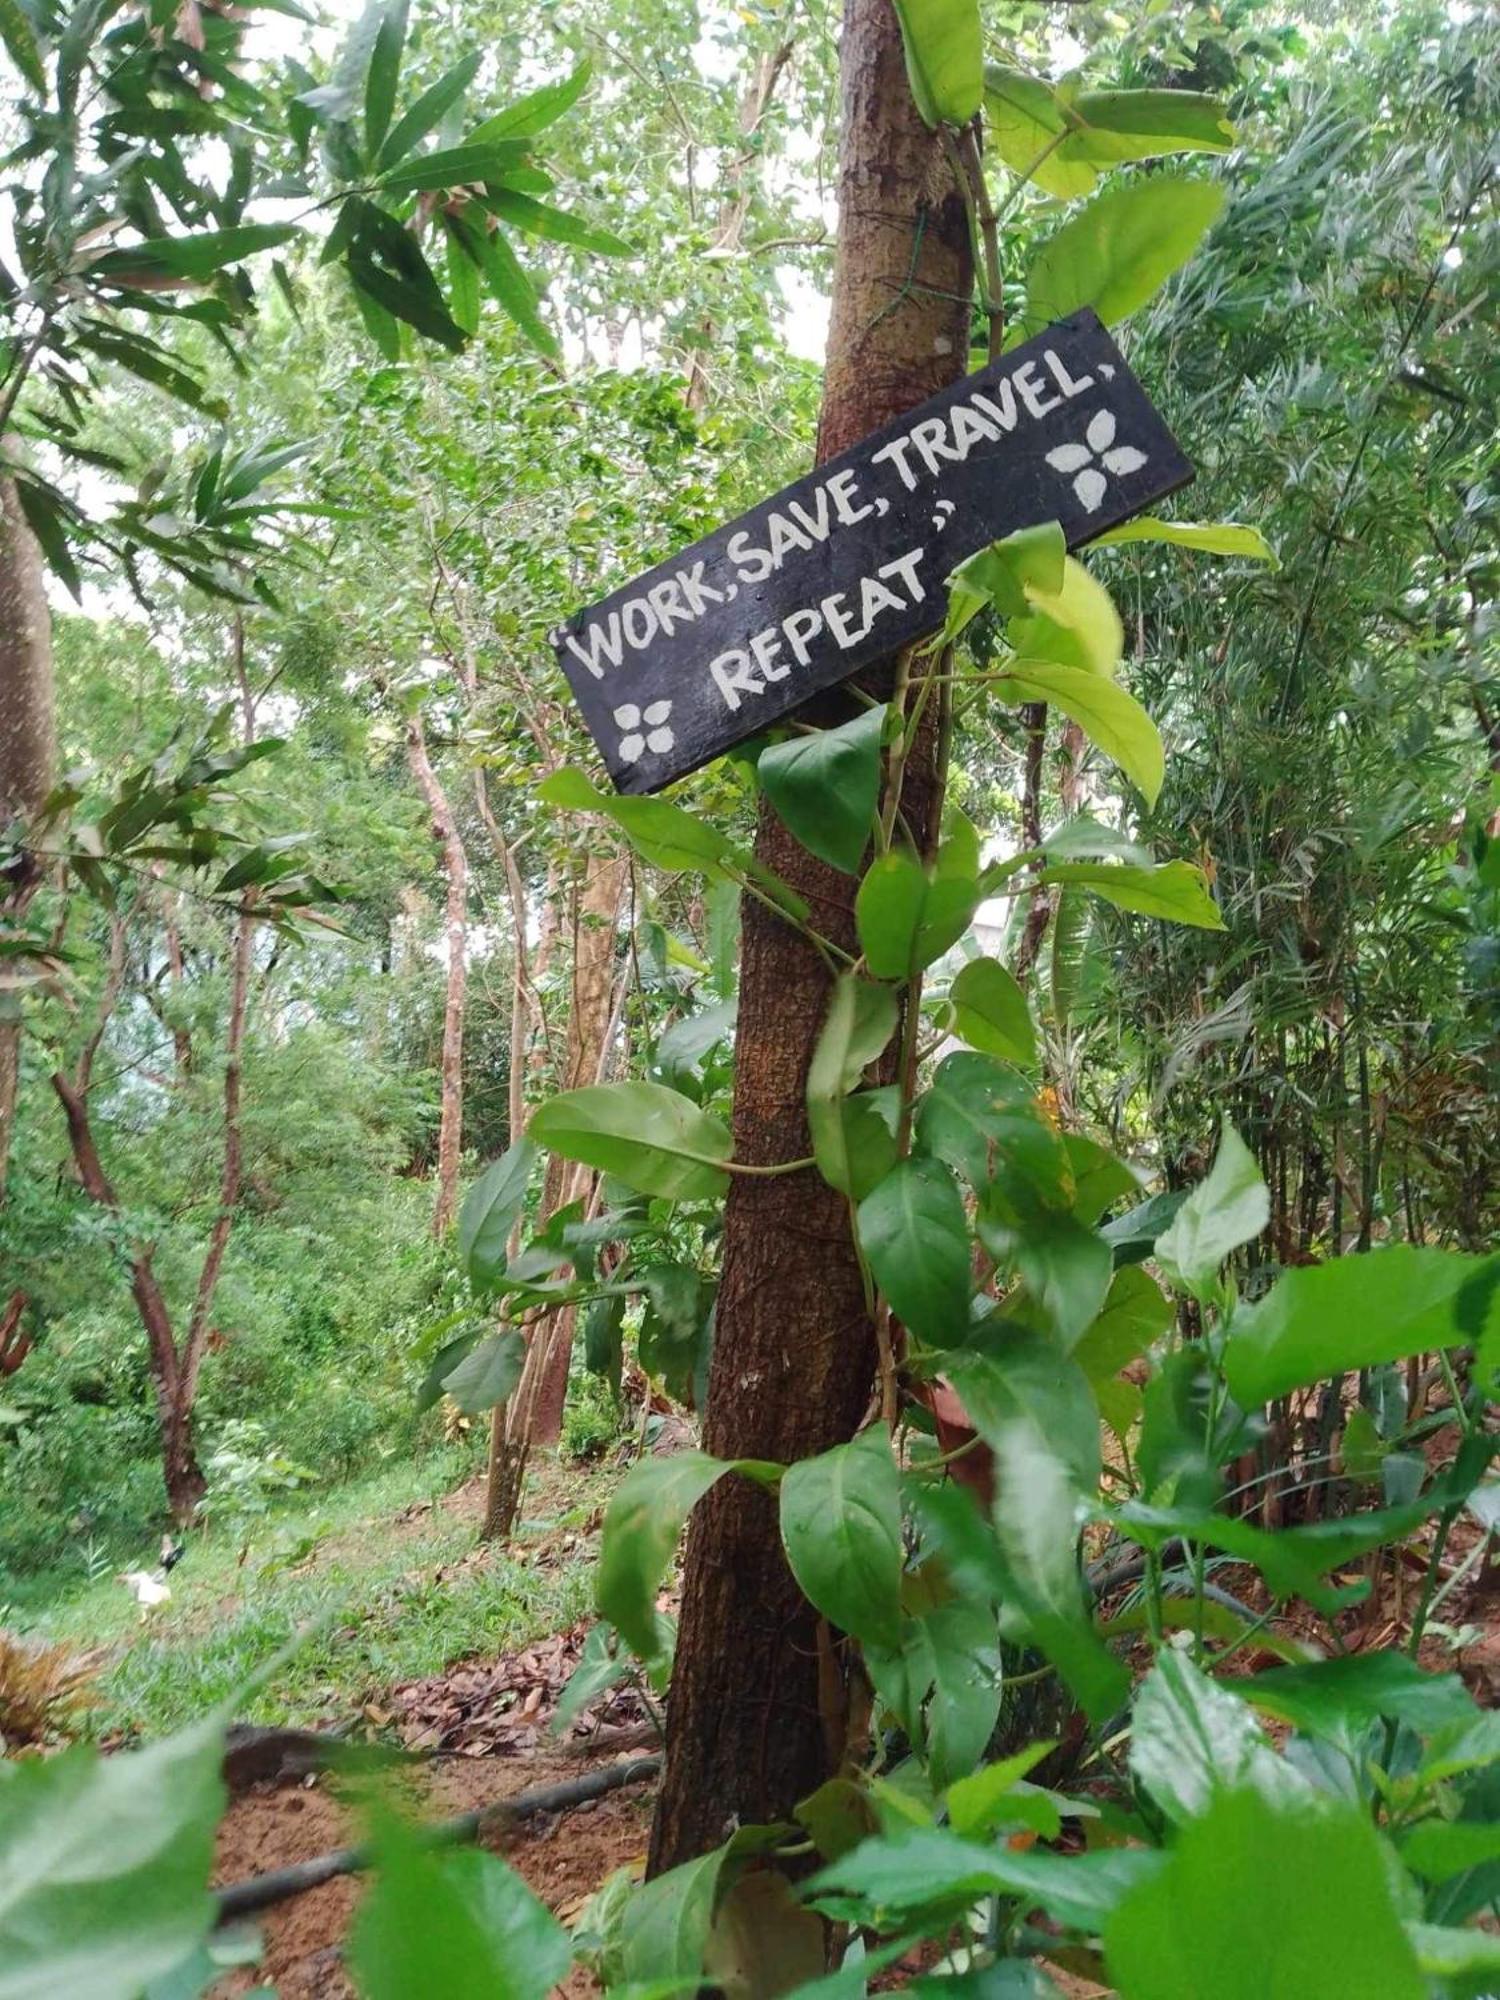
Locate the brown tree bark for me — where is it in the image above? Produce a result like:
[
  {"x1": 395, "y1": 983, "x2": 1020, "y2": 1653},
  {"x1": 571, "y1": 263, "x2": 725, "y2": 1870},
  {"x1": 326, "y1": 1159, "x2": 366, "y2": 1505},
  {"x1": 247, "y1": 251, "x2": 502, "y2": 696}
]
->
[
  {"x1": 0, "y1": 467, "x2": 56, "y2": 1196},
  {"x1": 405, "y1": 708, "x2": 468, "y2": 1237},
  {"x1": 648, "y1": 0, "x2": 971, "y2": 1873}
]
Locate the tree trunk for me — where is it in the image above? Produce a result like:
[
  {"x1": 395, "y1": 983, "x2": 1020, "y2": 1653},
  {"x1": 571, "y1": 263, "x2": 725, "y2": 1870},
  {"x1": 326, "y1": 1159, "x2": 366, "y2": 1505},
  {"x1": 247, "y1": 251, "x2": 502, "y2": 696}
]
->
[
  {"x1": 0, "y1": 467, "x2": 56, "y2": 1196},
  {"x1": 648, "y1": 0, "x2": 971, "y2": 1874},
  {"x1": 406, "y1": 709, "x2": 468, "y2": 1237}
]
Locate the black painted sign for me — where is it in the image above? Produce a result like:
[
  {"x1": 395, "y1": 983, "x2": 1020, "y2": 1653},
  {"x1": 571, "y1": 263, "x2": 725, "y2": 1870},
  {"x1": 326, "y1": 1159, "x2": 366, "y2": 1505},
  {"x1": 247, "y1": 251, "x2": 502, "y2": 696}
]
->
[{"x1": 551, "y1": 309, "x2": 1191, "y2": 795}]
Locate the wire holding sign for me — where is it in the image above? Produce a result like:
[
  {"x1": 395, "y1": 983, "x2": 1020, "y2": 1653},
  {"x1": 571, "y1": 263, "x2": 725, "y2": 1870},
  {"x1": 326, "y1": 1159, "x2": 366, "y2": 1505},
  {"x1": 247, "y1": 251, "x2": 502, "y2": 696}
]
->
[{"x1": 550, "y1": 310, "x2": 1192, "y2": 794}]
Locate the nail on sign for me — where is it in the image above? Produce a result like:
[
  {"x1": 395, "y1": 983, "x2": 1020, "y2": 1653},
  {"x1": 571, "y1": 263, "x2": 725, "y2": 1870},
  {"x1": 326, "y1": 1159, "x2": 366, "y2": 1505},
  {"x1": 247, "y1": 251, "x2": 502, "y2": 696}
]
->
[{"x1": 551, "y1": 310, "x2": 1192, "y2": 794}]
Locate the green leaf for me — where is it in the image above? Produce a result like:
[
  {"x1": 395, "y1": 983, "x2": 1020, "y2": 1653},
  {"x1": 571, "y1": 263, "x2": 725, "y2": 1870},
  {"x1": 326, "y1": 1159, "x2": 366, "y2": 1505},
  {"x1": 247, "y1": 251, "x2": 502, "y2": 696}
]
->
[
  {"x1": 1103, "y1": 1786, "x2": 1424, "y2": 2000},
  {"x1": 807, "y1": 975, "x2": 901, "y2": 1197},
  {"x1": 378, "y1": 52, "x2": 482, "y2": 167},
  {"x1": 476, "y1": 223, "x2": 560, "y2": 352},
  {"x1": 993, "y1": 663, "x2": 1163, "y2": 807},
  {"x1": 1130, "y1": 1650, "x2": 1296, "y2": 1827},
  {"x1": 0, "y1": 1718, "x2": 224, "y2": 2000},
  {"x1": 983, "y1": 70, "x2": 1233, "y2": 200},
  {"x1": 944, "y1": 1743, "x2": 1057, "y2": 1839},
  {"x1": 1221, "y1": 1652, "x2": 1476, "y2": 1741},
  {"x1": 1006, "y1": 556, "x2": 1123, "y2": 677},
  {"x1": 941, "y1": 520, "x2": 1065, "y2": 644},
  {"x1": 810, "y1": 1828, "x2": 1157, "y2": 1937},
  {"x1": 0, "y1": 0, "x2": 45, "y2": 94},
  {"x1": 983, "y1": 68, "x2": 1097, "y2": 200},
  {"x1": 949, "y1": 957, "x2": 1036, "y2": 1065},
  {"x1": 1154, "y1": 1119, "x2": 1268, "y2": 1298},
  {"x1": 1049, "y1": 886, "x2": 1091, "y2": 1029},
  {"x1": 471, "y1": 60, "x2": 592, "y2": 142},
  {"x1": 1223, "y1": 1248, "x2": 1500, "y2": 1407},
  {"x1": 481, "y1": 188, "x2": 631, "y2": 258},
  {"x1": 444, "y1": 216, "x2": 482, "y2": 336},
  {"x1": 441, "y1": 1329, "x2": 524, "y2": 1415},
  {"x1": 914, "y1": 1051, "x2": 1032, "y2": 1188},
  {"x1": 890, "y1": 0, "x2": 982, "y2": 127},
  {"x1": 539, "y1": 768, "x2": 742, "y2": 879},
  {"x1": 858, "y1": 1156, "x2": 972, "y2": 1347},
  {"x1": 1020, "y1": 178, "x2": 1227, "y2": 335},
  {"x1": 1037, "y1": 859, "x2": 1224, "y2": 929},
  {"x1": 345, "y1": 200, "x2": 467, "y2": 352},
  {"x1": 597, "y1": 1451, "x2": 737, "y2": 1659},
  {"x1": 530, "y1": 1083, "x2": 732, "y2": 1202},
  {"x1": 1401, "y1": 1820, "x2": 1500, "y2": 1885},
  {"x1": 1112, "y1": 1498, "x2": 1433, "y2": 1615},
  {"x1": 1073, "y1": 1265, "x2": 1172, "y2": 1394},
  {"x1": 949, "y1": 1340, "x2": 1126, "y2": 1721},
  {"x1": 1091, "y1": 516, "x2": 1278, "y2": 567},
  {"x1": 856, "y1": 848, "x2": 978, "y2": 980},
  {"x1": 376, "y1": 140, "x2": 533, "y2": 194},
  {"x1": 89, "y1": 224, "x2": 299, "y2": 283},
  {"x1": 759, "y1": 708, "x2": 886, "y2": 875},
  {"x1": 1102, "y1": 1188, "x2": 1187, "y2": 1267},
  {"x1": 352, "y1": 1807, "x2": 570, "y2": 2000},
  {"x1": 780, "y1": 1427, "x2": 903, "y2": 1649},
  {"x1": 458, "y1": 1138, "x2": 536, "y2": 1288},
  {"x1": 363, "y1": 0, "x2": 408, "y2": 157}
]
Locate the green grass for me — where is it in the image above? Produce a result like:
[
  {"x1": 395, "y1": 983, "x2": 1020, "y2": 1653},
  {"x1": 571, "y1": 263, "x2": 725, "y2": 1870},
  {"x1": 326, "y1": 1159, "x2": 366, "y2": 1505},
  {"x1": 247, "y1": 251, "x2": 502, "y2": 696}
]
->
[{"x1": 6, "y1": 1448, "x2": 617, "y2": 1740}]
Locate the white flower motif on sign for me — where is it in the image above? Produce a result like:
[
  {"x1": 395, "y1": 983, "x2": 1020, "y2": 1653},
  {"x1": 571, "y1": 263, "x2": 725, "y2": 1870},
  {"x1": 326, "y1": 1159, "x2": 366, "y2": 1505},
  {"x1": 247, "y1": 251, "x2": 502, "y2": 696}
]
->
[
  {"x1": 1045, "y1": 408, "x2": 1149, "y2": 514},
  {"x1": 613, "y1": 700, "x2": 674, "y2": 763}
]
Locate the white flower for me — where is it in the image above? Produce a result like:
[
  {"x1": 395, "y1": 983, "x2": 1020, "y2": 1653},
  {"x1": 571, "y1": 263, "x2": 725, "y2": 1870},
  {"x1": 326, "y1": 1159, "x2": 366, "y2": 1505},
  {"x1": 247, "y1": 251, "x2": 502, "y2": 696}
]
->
[
  {"x1": 613, "y1": 700, "x2": 674, "y2": 763},
  {"x1": 1046, "y1": 408, "x2": 1148, "y2": 513}
]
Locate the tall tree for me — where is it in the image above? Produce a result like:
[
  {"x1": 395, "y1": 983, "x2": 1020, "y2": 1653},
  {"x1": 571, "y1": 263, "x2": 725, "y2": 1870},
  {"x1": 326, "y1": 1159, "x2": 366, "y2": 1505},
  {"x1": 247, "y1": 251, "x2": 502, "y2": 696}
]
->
[{"x1": 648, "y1": 0, "x2": 971, "y2": 1871}]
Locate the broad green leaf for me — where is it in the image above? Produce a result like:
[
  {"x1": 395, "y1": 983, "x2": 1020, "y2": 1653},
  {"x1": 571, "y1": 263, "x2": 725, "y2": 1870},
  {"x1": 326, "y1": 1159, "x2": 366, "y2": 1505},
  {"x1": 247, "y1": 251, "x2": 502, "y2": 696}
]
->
[
  {"x1": 1112, "y1": 1498, "x2": 1432, "y2": 1615},
  {"x1": 1154, "y1": 1120, "x2": 1267, "y2": 1296},
  {"x1": 940, "y1": 520, "x2": 1065, "y2": 643},
  {"x1": 810, "y1": 1827, "x2": 1158, "y2": 1937},
  {"x1": 1073, "y1": 1264, "x2": 1171, "y2": 1393},
  {"x1": 1222, "y1": 1652, "x2": 1475, "y2": 1740},
  {"x1": 1402, "y1": 1820, "x2": 1500, "y2": 1884},
  {"x1": 376, "y1": 140, "x2": 533, "y2": 194},
  {"x1": 944, "y1": 1742, "x2": 1057, "y2": 1839},
  {"x1": 539, "y1": 768, "x2": 740, "y2": 880},
  {"x1": 1092, "y1": 516, "x2": 1278, "y2": 567},
  {"x1": 1101, "y1": 1188, "x2": 1187, "y2": 1266},
  {"x1": 856, "y1": 848, "x2": 978, "y2": 980},
  {"x1": 89, "y1": 224, "x2": 299, "y2": 283},
  {"x1": 1130, "y1": 1650, "x2": 1298, "y2": 1827},
  {"x1": 481, "y1": 188, "x2": 630, "y2": 258},
  {"x1": 552, "y1": 1623, "x2": 629, "y2": 1736},
  {"x1": 704, "y1": 1872, "x2": 825, "y2": 1997},
  {"x1": 759, "y1": 708, "x2": 886, "y2": 874},
  {"x1": 378, "y1": 52, "x2": 483, "y2": 167},
  {"x1": 984, "y1": 67, "x2": 1097, "y2": 199},
  {"x1": 0, "y1": 1718, "x2": 224, "y2": 2000},
  {"x1": 352, "y1": 1808, "x2": 569, "y2": 2000},
  {"x1": 1020, "y1": 178, "x2": 1227, "y2": 334},
  {"x1": 1223, "y1": 1247, "x2": 1500, "y2": 1407},
  {"x1": 857, "y1": 1156, "x2": 972, "y2": 1347},
  {"x1": 471, "y1": 60, "x2": 592, "y2": 141},
  {"x1": 807, "y1": 975, "x2": 900, "y2": 1197},
  {"x1": 993, "y1": 664, "x2": 1163, "y2": 806},
  {"x1": 1036, "y1": 859, "x2": 1223, "y2": 929},
  {"x1": 458, "y1": 1138, "x2": 536, "y2": 1287},
  {"x1": 917, "y1": 1600, "x2": 1004, "y2": 1789},
  {"x1": 530, "y1": 1083, "x2": 732, "y2": 1201},
  {"x1": 597, "y1": 1451, "x2": 736, "y2": 1658},
  {"x1": 616, "y1": 1826, "x2": 783, "y2": 1985},
  {"x1": 441, "y1": 1329, "x2": 524, "y2": 1415},
  {"x1": 949, "y1": 1341, "x2": 1126, "y2": 1721},
  {"x1": 890, "y1": 0, "x2": 982, "y2": 128},
  {"x1": 781, "y1": 1426, "x2": 903, "y2": 1649},
  {"x1": 986, "y1": 1205, "x2": 1112, "y2": 1349},
  {"x1": 949, "y1": 956, "x2": 1036, "y2": 1065},
  {"x1": 1007, "y1": 556, "x2": 1123, "y2": 676},
  {"x1": 983, "y1": 69, "x2": 1233, "y2": 199},
  {"x1": 1064, "y1": 1133, "x2": 1141, "y2": 1225},
  {"x1": 1103, "y1": 1786, "x2": 1424, "y2": 2000},
  {"x1": 914, "y1": 1051, "x2": 1033, "y2": 1189}
]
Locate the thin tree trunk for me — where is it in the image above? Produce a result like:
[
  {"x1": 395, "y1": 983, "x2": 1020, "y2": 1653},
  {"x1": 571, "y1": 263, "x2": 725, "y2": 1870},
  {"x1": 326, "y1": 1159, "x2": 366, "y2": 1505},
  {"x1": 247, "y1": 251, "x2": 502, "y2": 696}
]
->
[
  {"x1": 649, "y1": 0, "x2": 971, "y2": 1874},
  {"x1": 0, "y1": 466, "x2": 56, "y2": 1195},
  {"x1": 406, "y1": 708, "x2": 468, "y2": 1236}
]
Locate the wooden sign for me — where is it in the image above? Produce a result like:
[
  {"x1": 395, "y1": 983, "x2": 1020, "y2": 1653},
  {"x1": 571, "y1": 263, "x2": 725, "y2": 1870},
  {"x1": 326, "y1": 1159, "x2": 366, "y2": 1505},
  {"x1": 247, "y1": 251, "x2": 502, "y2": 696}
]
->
[{"x1": 552, "y1": 309, "x2": 1191, "y2": 795}]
